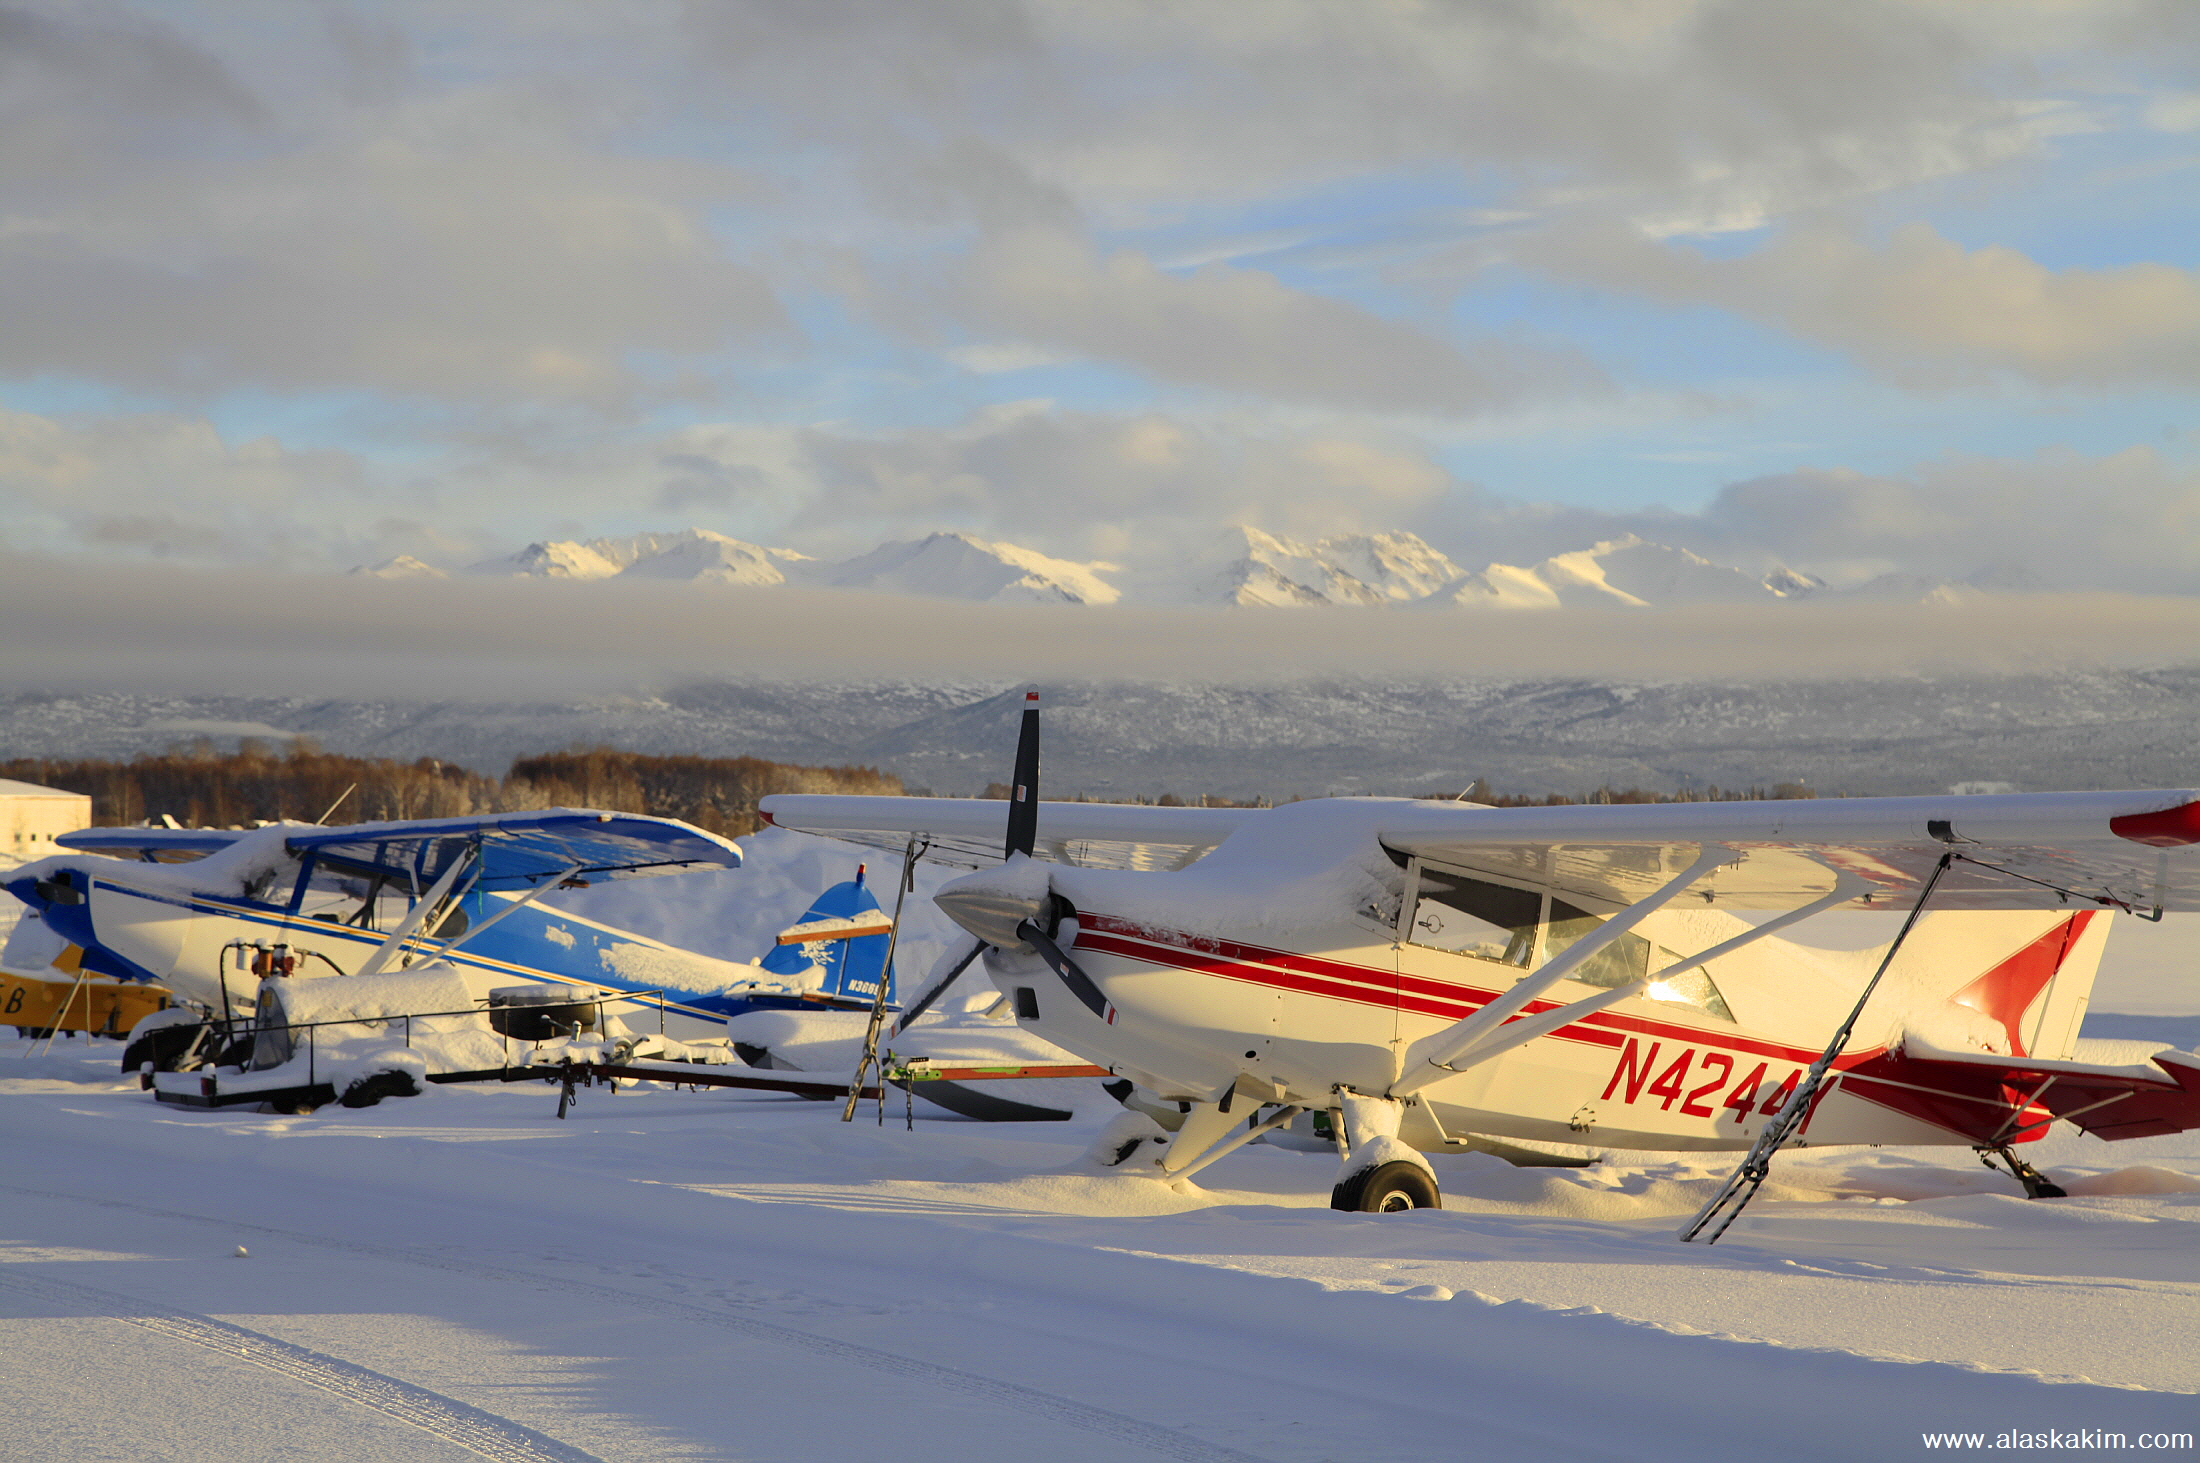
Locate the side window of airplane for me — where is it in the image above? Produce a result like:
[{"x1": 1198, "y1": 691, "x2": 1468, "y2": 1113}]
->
[
  {"x1": 1407, "y1": 870, "x2": 1540, "y2": 966},
  {"x1": 1545, "y1": 896, "x2": 1735, "y2": 1021},
  {"x1": 1543, "y1": 898, "x2": 1650, "y2": 988}
]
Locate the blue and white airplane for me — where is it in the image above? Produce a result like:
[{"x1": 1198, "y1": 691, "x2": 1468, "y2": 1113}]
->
[{"x1": 1, "y1": 809, "x2": 886, "y2": 1045}]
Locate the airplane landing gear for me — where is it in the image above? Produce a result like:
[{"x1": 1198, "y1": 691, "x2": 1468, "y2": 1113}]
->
[
  {"x1": 1978, "y1": 1145, "x2": 2067, "y2": 1199},
  {"x1": 1328, "y1": 1092, "x2": 1442, "y2": 1212},
  {"x1": 1332, "y1": 1160, "x2": 1440, "y2": 1212}
]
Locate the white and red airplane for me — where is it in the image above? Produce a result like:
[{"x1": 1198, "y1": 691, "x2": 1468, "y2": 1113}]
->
[{"x1": 762, "y1": 692, "x2": 2200, "y2": 1240}]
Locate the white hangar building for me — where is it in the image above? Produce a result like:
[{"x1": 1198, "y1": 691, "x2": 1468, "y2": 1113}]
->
[{"x1": 1, "y1": 779, "x2": 92, "y2": 860}]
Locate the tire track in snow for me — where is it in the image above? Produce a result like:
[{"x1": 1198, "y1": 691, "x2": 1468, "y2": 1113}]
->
[
  {"x1": 0, "y1": 1269, "x2": 605, "y2": 1463},
  {"x1": 1, "y1": 1183, "x2": 1277, "y2": 1463}
]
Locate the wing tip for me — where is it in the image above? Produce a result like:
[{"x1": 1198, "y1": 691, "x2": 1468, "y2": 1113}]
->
[{"x1": 2112, "y1": 799, "x2": 2200, "y2": 847}]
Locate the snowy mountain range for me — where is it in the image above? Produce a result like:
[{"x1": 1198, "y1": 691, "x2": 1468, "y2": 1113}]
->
[
  {"x1": 351, "y1": 526, "x2": 1998, "y2": 610},
  {"x1": 11, "y1": 668, "x2": 2200, "y2": 802}
]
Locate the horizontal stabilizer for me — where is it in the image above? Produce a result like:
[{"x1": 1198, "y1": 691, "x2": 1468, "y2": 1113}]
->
[
  {"x1": 1836, "y1": 1043, "x2": 2200, "y2": 1144},
  {"x1": 775, "y1": 913, "x2": 894, "y2": 945}
]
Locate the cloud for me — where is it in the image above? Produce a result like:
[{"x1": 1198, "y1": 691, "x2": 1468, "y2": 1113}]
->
[
  {"x1": 683, "y1": 0, "x2": 2056, "y2": 233},
  {"x1": 0, "y1": 0, "x2": 2178, "y2": 416},
  {"x1": 0, "y1": 395, "x2": 1475, "y2": 571},
  {"x1": 0, "y1": 142, "x2": 786, "y2": 405},
  {"x1": 1536, "y1": 222, "x2": 2200, "y2": 388},
  {"x1": 10, "y1": 392, "x2": 2198, "y2": 599},
  {"x1": 0, "y1": 3, "x2": 265, "y2": 194},
  {"x1": 940, "y1": 226, "x2": 1600, "y2": 414},
  {"x1": 0, "y1": 405, "x2": 388, "y2": 564},
  {"x1": 1695, "y1": 449, "x2": 2200, "y2": 592},
  {"x1": 781, "y1": 405, "x2": 1461, "y2": 560},
  {"x1": 0, "y1": 8, "x2": 784, "y2": 406}
]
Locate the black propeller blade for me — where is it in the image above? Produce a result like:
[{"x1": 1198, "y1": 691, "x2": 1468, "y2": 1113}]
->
[
  {"x1": 1004, "y1": 688, "x2": 1040, "y2": 859},
  {"x1": 1017, "y1": 914, "x2": 1111, "y2": 1021},
  {"x1": 997, "y1": 689, "x2": 1107, "y2": 1019}
]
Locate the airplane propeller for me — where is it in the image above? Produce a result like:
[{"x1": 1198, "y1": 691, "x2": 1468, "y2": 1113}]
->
[{"x1": 932, "y1": 687, "x2": 1114, "y2": 1022}]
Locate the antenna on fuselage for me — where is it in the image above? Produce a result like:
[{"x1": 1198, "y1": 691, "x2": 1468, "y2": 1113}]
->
[{"x1": 314, "y1": 783, "x2": 357, "y2": 825}]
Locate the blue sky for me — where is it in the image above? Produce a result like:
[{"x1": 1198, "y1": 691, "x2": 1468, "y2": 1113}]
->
[{"x1": 1, "y1": 0, "x2": 2197, "y2": 590}]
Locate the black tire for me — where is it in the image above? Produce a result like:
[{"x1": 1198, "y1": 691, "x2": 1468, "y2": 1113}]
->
[
  {"x1": 122, "y1": 1021, "x2": 210, "y2": 1076},
  {"x1": 1331, "y1": 1160, "x2": 1441, "y2": 1213},
  {"x1": 339, "y1": 1070, "x2": 422, "y2": 1108}
]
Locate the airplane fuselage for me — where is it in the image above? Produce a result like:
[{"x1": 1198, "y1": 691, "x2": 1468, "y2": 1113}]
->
[
  {"x1": 964, "y1": 799, "x2": 2108, "y2": 1154},
  {"x1": 13, "y1": 853, "x2": 798, "y2": 1045}
]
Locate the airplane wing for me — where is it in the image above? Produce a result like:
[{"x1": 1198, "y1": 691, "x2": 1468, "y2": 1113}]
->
[
  {"x1": 285, "y1": 809, "x2": 742, "y2": 893},
  {"x1": 1375, "y1": 788, "x2": 2200, "y2": 914},
  {"x1": 58, "y1": 810, "x2": 740, "y2": 892},
  {"x1": 759, "y1": 794, "x2": 1254, "y2": 871},
  {"x1": 57, "y1": 827, "x2": 251, "y2": 862}
]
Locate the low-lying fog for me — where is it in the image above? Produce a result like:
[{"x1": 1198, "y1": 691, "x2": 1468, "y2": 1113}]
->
[{"x1": 7, "y1": 555, "x2": 2200, "y2": 699}]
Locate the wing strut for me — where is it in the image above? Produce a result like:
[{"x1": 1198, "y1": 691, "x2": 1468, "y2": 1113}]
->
[
  {"x1": 1391, "y1": 844, "x2": 1733, "y2": 1098},
  {"x1": 433, "y1": 862, "x2": 582, "y2": 960},
  {"x1": 843, "y1": 835, "x2": 926, "y2": 1123},
  {"x1": 353, "y1": 845, "x2": 479, "y2": 979},
  {"x1": 1681, "y1": 852, "x2": 1955, "y2": 1244},
  {"x1": 888, "y1": 938, "x2": 987, "y2": 1038}
]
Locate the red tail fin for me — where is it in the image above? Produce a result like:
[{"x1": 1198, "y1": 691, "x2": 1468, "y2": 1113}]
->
[{"x1": 1948, "y1": 912, "x2": 2095, "y2": 1057}]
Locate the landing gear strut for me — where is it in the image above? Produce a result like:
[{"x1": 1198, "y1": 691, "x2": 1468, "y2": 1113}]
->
[
  {"x1": 1327, "y1": 1092, "x2": 1442, "y2": 1213},
  {"x1": 1978, "y1": 1145, "x2": 2067, "y2": 1199}
]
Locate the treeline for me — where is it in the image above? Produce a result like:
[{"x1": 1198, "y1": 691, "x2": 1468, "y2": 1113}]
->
[
  {"x1": 977, "y1": 781, "x2": 1269, "y2": 808},
  {"x1": 5, "y1": 739, "x2": 1823, "y2": 839},
  {"x1": 508, "y1": 748, "x2": 902, "y2": 838},
  {"x1": 3, "y1": 740, "x2": 903, "y2": 839},
  {"x1": 1430, "y1": 779, "x2": 1820, "y2": 806}
]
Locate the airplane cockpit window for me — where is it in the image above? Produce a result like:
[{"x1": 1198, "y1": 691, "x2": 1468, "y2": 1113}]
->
[
  {"x1": 1407, "y1": 871, "x2": 1540, "y2": 966},
  {"x1": 291, "y1": 877, "x2": 414, "y2": 932},
  {"x1": 1544, "y1": 898, "x2": 1650, "y2": 989},
  {"x1": 1405, "y1": 865, "x2": 1735, "y2": 1021},
  {"x1": 1546, "y1": 897, "x2": 1734, "y2": 1021}
]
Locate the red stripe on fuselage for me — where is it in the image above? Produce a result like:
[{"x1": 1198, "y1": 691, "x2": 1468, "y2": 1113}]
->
[{"x1": 1072, "y1": 913, "x2": 1841, "y2": 1066}]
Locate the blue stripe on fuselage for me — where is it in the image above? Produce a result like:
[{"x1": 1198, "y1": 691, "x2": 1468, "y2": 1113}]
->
[{"x1": 155, "y1": 888, "x2": 733, "y2": 1028}]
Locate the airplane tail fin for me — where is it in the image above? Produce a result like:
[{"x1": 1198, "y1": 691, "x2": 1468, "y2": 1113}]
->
[{"x1": 1878, "y1": 908, "x2": 2110, "y2": 1060}]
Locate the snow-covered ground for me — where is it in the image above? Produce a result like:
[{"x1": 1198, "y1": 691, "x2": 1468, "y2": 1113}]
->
[
  {"x1": 4, "y1": 1037, "x2": 2197, "y2": 1462},
  {"x1": 4, "y1": 833, "x2": 2198, "y2": 1460}
]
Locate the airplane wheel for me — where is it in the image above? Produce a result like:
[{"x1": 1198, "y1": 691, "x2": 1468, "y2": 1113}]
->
[
  {"x1": 1332, "y1": 1160, "x2": 1441, "y2": 1213},
  {"x1": 122, "y1": 1021, "x2": 209, "y2": 1075}
]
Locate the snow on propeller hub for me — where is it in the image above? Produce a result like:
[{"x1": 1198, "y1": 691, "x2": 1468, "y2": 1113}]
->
[{"x1": 933, "y1": 690, "x2": 1113, "y2": 1021}]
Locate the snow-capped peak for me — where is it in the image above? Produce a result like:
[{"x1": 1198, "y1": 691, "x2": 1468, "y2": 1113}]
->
[
  {"x1": 465, "y1": 539, "x2": 623, "y2": 580},
  {"x1": 1433, "y1": 535, "x2": 1803, "y2": 611},
  {"x1": 348, "y1": 555, "x2": 449, "y2": 580},
  {"x1": 816, "y1": 532, "x2": 1121, "y2": 605},
  {"x1": 1198, "y1": 527, "x2": 1466, "y2": 607},
  {"x1": 610, "y1": 528, "x2": 813, "y2": 586},
  {"x1": 465, "y1": 529, "x2": 810, "y2": 584}
]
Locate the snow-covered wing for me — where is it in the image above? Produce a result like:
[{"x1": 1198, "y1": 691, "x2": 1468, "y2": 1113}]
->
[
  {"x1": 1377, "y1": 789, "x2": 2200, "y2": 914},
  {"x1": 57, "y1": 827, "x2": 250, "y2": 862},
  {"x1": 760, "y1": 795, "x2": 1252, "y2": 871},
  {"x1": 287, "y1": 808, "x2": 742, "y2": 893}
]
